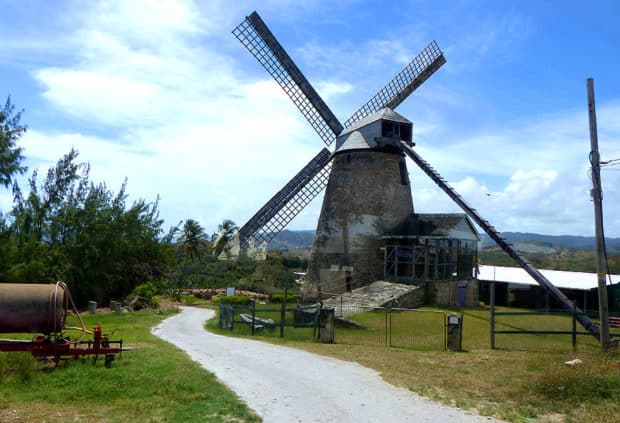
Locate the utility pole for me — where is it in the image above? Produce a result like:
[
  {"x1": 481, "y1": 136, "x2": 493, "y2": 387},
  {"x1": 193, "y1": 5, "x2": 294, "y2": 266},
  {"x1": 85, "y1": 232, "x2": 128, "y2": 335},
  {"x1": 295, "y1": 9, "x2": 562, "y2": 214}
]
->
[{"x1": 586, "y1": 78, "x2": 611, "y2": 349}]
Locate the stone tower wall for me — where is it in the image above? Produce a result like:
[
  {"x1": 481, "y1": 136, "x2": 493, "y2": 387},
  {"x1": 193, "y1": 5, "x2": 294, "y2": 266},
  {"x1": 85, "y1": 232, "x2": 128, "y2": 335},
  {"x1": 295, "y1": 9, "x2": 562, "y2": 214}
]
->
[{"x1": 308, "y1": 150, "x2": 414, "y2": 296}]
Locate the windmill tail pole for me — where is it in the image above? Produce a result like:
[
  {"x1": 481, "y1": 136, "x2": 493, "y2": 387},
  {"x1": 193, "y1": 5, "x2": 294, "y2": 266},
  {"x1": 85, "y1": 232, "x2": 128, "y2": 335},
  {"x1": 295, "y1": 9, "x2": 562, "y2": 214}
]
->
[{"x1": 399, "y1": 141, "x2": 601, "y2": 339}]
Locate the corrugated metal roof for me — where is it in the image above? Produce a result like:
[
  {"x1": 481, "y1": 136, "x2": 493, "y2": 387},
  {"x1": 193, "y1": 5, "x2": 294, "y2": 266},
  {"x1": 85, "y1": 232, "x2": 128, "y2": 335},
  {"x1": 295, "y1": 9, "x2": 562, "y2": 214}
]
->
[{"x1": 478, "y1": 265, "x2": 620, "y2": 291}]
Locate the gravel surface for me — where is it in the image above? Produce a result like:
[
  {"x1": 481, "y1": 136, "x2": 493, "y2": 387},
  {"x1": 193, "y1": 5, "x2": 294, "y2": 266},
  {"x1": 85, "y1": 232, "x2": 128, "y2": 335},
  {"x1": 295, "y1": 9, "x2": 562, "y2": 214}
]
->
[{"x1": 152, "y1": 306, "x2": 501, "y2": 423}]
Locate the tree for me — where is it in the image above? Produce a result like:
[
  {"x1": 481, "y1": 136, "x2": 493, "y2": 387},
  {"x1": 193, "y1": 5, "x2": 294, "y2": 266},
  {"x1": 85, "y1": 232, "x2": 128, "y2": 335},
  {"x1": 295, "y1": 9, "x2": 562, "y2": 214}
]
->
[
  {"x1": 0, "y1": 96, "x2": 27, "y2": 189},
  {"x1": 212, "y1": 219, "x2": 239, "y2": 257},
  {"x1": 176, "y1": 219, "x2": 209, "y2": 263},
  {"x1": 5, "y1": 148, "x2": 168, "y2": 305},
  {"x1": 252, "y1": 256, "x2": 295, "y2": 291}
]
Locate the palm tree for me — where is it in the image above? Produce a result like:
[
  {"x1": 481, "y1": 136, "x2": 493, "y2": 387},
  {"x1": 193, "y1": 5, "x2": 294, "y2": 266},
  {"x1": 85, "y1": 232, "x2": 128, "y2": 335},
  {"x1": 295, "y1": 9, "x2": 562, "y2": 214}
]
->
[
  {"x1": 176, "y1": 219, "x2": 208, "y2": 263},
  {"x1": 212, "y1": 219, "x2": 238, "y2": 258}
]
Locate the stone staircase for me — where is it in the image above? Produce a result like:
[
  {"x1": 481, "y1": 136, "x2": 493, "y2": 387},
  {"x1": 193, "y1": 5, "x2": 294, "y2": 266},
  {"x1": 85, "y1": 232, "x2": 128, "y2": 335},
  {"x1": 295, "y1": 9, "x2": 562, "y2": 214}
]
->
[{"x1": 322, "y1": 281, "x2": 424, "y2": 317}]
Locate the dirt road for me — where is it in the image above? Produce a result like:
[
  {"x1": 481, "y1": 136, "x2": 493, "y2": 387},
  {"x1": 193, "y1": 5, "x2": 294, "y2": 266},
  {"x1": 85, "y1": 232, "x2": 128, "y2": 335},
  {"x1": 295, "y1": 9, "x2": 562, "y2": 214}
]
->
[{"x1": 152, "y1": 306, "x2": 499, "y2": 422}]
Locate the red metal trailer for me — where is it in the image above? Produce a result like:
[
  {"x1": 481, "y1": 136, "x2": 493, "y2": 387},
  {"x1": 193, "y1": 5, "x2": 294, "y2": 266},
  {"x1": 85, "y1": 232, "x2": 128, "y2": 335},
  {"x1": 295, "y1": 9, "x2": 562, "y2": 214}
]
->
[{"x1": 0, "y1": 281, "x2": 123, "y2": 367}]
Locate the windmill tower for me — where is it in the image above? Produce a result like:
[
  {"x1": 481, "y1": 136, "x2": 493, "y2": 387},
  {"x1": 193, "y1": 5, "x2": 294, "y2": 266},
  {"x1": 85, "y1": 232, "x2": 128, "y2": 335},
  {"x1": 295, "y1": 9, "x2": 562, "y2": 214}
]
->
[
  {"x1": 230, "y1": 11, "x2": 602, "y2": 339},
  {"x1": 309, "y1": 108, "x2": 416, "y2": 293},
  {"x1": 232, "y1": 11, "x2": 445, "y2": 286}
]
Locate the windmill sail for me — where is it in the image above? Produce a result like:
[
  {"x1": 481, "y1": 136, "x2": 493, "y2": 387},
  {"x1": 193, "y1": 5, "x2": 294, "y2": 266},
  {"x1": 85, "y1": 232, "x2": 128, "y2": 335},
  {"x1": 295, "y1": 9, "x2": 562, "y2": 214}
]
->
[
  {"x1": 399, "y1": 141, "x2": 600, "y2": 339},
  {"x1": 238, "y1": 148, "x2": 332, "y2": 249},
  {"x1": 344, "y1": 41, "x2": 445, "y2": 128},
  {"x1": 233, "y1": 11, "x2": 343, "y2": 146}
]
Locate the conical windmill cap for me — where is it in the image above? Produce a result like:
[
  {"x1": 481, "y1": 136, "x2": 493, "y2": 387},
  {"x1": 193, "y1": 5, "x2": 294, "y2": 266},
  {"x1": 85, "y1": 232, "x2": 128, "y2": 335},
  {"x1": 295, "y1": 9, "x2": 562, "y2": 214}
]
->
[{"x1": 336, "y1": 107, "x2": 412, "y2": 153}]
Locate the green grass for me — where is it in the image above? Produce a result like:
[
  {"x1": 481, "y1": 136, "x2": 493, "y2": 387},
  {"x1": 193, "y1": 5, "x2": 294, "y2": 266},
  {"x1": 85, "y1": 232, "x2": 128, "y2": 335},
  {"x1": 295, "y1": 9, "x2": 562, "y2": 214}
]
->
[
  {"x1": 210, "y1": 304, "x2": 620, "y2": 423},
  {"x1": 0, "y1": 310, "x2": 260, "y2": 423}
]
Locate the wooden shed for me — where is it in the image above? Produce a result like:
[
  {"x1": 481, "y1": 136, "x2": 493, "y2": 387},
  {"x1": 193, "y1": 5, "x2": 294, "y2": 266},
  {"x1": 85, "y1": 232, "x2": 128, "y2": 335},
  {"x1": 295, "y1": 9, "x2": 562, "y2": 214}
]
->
[{"x1": 382, "y1": 213, "x2": 479, "y2": 283}]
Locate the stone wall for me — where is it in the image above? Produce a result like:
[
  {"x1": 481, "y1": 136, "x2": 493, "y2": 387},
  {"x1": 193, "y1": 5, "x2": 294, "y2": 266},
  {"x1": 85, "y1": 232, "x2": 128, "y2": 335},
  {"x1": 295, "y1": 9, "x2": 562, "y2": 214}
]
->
[
  {"x1": 381, "y1": 285, "x2": 425, "y2": 309},
  {"x1": 309, "y1": 150, "x2": 414, "y2": 295},
  {"x1": 425, "y1": 279, "x2": 479, "y2": 306}
]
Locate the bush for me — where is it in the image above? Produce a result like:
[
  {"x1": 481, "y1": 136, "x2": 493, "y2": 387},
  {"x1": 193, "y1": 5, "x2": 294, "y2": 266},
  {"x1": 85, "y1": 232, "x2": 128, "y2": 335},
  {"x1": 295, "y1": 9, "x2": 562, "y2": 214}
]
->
[
  {"x1": 130, "y1": 281, "x2": 161, "y2": 305},
  {"x1": 270, "y1": 292, "x2": 298, "y2": 303},
  {"x1": 151, "y1": 295, "x2": 161, "y2": 308},
  {"x1": 214, "y1": 295, "x2": 252, "y2": 306},
  {"x1": 179, "y1": 294, "x2": 201, "y2": 304}
]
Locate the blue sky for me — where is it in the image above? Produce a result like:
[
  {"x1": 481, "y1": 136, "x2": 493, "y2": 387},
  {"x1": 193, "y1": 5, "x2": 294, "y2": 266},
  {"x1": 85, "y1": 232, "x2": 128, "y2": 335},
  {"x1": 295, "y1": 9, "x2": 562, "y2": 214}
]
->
[{"x1": 1, "y1": 0, "x2": 619, "y2": 237}]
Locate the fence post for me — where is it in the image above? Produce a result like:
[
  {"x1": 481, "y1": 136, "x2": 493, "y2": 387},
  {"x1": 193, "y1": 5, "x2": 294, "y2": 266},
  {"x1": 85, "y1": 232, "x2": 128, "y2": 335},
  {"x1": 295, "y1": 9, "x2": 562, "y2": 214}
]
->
[
  {"x1": 444, "y1": 313, "x2": 448, "y2": 351},
  {"x1": 280, "y1": 288, "x2": 287, "y2": 338},
  {"x1": 572, "y1": 301, "x2": 577, "y2": 351},
  {"x1": 313, "y1": 302, "x2": 320, "y2": 340},
  {"x1": 460, "y1": 313, "x2": 464, "y2": 351},
  {"x1": 490, "y1": 281, "x2": 496, "y2": 349},
  {"x1": 251, "y1": 299, "x2": 256, "y2": 336},
  {"x1": 230, "y1": 305, "x2": 234, "y2": 332},
  {"x1": 386, "y1": 308, "x2": 390, "y2": 347}
]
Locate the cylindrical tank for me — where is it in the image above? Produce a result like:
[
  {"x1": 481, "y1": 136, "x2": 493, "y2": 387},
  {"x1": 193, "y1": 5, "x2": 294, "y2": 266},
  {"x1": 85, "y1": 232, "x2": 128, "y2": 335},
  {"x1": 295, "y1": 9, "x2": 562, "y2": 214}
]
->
[{"x1": 0, "y1": 283, "x2": 68, "y2": 334}]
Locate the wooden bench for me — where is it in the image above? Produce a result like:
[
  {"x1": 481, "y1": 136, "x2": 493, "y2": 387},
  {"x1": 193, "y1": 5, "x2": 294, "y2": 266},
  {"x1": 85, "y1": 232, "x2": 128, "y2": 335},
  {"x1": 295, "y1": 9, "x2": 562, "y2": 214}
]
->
[{"x1": 610, "y1": 317, "x2": 620, "y2": 328}]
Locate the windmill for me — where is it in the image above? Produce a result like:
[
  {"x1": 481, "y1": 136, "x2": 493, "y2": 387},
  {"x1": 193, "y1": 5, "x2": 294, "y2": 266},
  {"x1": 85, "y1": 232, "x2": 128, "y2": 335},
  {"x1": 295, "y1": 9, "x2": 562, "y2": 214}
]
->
[
  {"x1": 231, "y1": 11, "x2": 443, "y2": 266},
  {"x1": 231, "y1": 11, "x2": 601, "y2": 338}
]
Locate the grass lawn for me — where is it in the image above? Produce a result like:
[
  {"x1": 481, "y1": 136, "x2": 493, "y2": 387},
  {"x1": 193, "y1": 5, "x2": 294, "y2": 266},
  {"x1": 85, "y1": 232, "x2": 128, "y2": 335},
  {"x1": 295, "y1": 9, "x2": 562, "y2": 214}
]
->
[
  {"x1": 208, "y1": 304, "x2": 620, "y2": 423},
  {"x1": 0, "y1": 309, "x2": 260, "y2": 423}
]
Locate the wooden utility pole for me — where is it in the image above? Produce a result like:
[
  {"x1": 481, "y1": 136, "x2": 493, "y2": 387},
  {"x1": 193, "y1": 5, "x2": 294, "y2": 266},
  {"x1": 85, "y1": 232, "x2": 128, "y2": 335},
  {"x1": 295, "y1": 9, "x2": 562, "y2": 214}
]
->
[{"x1": 586, "y1": 77, "x2": 611, "y2": 348}]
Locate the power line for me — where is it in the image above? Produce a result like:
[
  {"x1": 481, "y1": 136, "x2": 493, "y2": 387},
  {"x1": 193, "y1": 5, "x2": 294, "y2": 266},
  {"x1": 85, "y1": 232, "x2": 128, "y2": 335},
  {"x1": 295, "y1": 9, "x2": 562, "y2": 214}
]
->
[{"x1": 600, "y1": 158, "x2": 620, "y2": 166}]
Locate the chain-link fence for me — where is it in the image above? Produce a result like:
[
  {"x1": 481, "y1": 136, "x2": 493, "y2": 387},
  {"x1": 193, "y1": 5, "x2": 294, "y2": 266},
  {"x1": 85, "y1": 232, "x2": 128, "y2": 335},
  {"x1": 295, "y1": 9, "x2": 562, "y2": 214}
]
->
[
  {"x1": 218, "y1": 302, "x2": 320, "y2": 340},
  {"x1": 389, "y1": 308, "x2": 446, "y2": 350},
  {"x1": 334, "y1": 306, "x2": 447, "y2": 350},
  {"x1": 221, "y1": 302, "x2": 619, "y2": 352},
  {"x1": 334, "y1": 307, "x2": 388, "y2": 347}
]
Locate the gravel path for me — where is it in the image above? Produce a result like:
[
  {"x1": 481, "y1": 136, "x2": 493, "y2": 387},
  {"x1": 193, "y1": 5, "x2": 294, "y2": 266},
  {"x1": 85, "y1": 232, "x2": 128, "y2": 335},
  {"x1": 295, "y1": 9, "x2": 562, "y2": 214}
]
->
[{"x1": 152, "y1": 307, "x2": 500, "y2": 423}]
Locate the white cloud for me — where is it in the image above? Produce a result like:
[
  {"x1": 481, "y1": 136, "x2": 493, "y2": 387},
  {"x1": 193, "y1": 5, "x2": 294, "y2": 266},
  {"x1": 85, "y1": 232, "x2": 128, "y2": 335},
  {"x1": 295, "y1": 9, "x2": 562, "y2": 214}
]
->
[
  {"x1": 36, "y1": 68, "x2": 165, "y2": 126},
  {"x1": 18, "y1": 1, "x2": 339, "y2": 232},
  {"x1": 4, "y1": 0, "x2": 620, "y2": 240},
  {"x1": 411, "y1": 102, "x2": 620, "y2": 236},
  {"x1": 504, "y1": 169, "x2": 558, "y2": 200}
]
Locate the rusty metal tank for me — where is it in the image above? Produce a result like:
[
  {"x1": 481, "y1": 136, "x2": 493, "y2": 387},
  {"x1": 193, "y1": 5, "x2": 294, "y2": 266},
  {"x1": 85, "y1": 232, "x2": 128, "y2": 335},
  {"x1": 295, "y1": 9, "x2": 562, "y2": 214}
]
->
[{"x1": 0, "y1": 283, "x2": 68, "y2": 334}]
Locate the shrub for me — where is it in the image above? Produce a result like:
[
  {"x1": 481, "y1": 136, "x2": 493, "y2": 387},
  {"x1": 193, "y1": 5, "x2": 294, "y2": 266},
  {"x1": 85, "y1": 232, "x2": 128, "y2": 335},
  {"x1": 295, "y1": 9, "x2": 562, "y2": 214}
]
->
[
  {"x1": 180, "y1": 294, "x2": 201, "y2": 304},
  {"x1": 151, "y1": 295, "x2": 161, "y2": 308},
  {"x1": 270, "y1": 292, "x2": 298, "y2": 303},
  {"x1": 130, "y1": 281, "x2": 161, "y2": 306},
  {"x1": 214, "y1": 295, "x2": 252, "y2": 306}
]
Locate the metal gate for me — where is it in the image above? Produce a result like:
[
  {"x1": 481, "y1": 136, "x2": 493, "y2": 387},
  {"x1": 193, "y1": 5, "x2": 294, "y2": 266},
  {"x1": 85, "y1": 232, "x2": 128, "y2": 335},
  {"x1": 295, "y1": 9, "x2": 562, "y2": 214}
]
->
[
  {"x1": 389, "y1": 309, "x2": 446, "y2": 350},
  {"x1": 334, "y1": 307, "x2": 447, "y2": 350}
]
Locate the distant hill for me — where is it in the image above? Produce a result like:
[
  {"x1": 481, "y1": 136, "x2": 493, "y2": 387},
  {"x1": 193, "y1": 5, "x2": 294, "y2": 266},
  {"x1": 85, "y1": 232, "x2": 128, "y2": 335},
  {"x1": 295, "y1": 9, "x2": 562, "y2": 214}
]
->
[
  {"x1": 267, "y1": 230, "x2": 315, "y2": 251},
  {"x1": 267, "y1": 229, "x2": 620, "y2": 253},
  {"x1": 479, "y1": 232, "x2": 620, "y2": 253}
]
